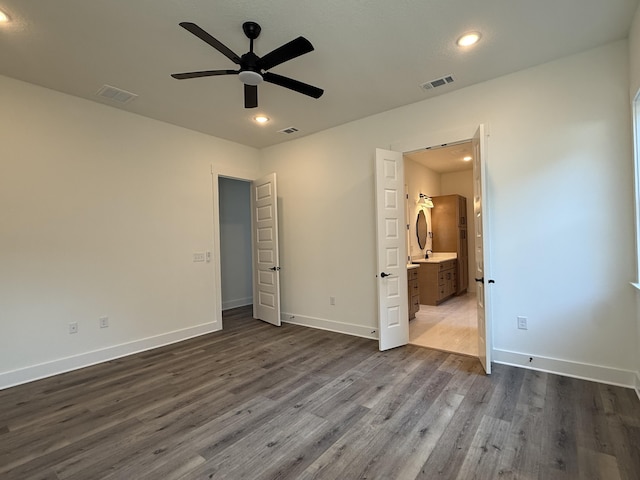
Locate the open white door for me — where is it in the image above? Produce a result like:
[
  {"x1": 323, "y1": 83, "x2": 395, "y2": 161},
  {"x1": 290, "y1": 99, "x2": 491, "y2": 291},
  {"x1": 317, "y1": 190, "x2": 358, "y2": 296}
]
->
[
  {"x1": 375, "y1": 148, "x2": 409, "y2": 351},
  {"x1": 472, "y1": 125, "x2": 492, "y2": 373},
  {"x1": 251, "y1": 173, "x2": 281, "y2": 326}
]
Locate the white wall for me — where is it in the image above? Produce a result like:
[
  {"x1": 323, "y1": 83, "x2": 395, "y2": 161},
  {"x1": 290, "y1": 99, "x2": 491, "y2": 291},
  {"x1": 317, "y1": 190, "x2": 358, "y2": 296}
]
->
[
  {"x1": 219, "y1": 177, "x2": 253, "y2": 310},
  {"x1": 404, "y1": 158, "x2": 440, "y2": 261},
  {"x1": 440, "y1": 170, "x2": 476, "y2": 293},
  {"x1": 628, "y1": 4, "x2": 640, "y2": 393},
  {"x1": 261, "y1": 40, "x2": 637, "y2": 386},
  {"x1": 0, "y1": 75, "x2": 260, "y2": 388},
  {"x1": 629, "y1": 5, "x2": 640, "y2": 100}
]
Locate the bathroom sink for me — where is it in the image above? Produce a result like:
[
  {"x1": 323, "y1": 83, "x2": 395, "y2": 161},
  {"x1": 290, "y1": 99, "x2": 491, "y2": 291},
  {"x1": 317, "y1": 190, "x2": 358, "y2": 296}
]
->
[{"x1": 413, "y1": 253, "x2": 457, "y2": 264}]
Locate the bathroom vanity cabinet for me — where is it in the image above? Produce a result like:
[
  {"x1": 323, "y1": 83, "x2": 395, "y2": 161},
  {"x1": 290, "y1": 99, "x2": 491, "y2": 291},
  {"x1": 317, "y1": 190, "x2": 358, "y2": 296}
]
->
[
  {"x1": 418, "y1": 259, "x2": 457, "y2": 306},
  {"x1": 432, "y1": 194, "x2": 468, "y2": 295},
  {"x1": 407, "y1": 266, "x2": 420, "y2": 319}
]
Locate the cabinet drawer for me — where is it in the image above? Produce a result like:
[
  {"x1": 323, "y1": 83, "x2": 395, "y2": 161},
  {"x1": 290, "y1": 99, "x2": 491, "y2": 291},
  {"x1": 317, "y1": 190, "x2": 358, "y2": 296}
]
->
[
  {"x1": 438, "y1": 260, "x2": 456, "y2": 271},
  {"x1": 408, "y1": 268, "x2": 419, "y2": 281}
]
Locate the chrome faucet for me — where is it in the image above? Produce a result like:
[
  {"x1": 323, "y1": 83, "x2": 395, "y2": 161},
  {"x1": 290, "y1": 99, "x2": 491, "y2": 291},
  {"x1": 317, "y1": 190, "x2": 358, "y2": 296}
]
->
[{"x1": 425, "y1": 249, "x2": 433, "y2": 259}]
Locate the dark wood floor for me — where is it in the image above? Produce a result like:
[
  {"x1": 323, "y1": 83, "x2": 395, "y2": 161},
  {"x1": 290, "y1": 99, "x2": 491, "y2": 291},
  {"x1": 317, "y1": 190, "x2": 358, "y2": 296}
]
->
[{"x1": 1, "y1": 306, "x2": 639, "y2": 480}]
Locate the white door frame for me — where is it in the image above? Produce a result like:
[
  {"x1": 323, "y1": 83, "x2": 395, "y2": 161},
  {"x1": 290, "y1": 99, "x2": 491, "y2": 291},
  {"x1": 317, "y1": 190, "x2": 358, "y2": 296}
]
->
[
  {"x1": 211, "y1": 165, "x2": 260, "y2": 329},
  {"x1": 390, "y1": 124, "x2": 494, "y2": 367}
]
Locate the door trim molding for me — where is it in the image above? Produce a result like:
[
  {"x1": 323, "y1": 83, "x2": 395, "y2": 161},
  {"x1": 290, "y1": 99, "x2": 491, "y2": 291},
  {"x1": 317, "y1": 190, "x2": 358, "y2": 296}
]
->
[{"x1": 211, "y1": 166, "x2": 259, "y2": 328}]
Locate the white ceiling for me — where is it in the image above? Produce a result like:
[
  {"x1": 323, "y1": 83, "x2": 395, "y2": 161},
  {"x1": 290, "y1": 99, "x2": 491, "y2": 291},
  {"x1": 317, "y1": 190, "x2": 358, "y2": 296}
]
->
[
  {"x1": 405, "y1": 142, "x2": 474, "y2": 174},
  {"x1": 0, "y1": 0, "x2": 637, "y2": 149}
]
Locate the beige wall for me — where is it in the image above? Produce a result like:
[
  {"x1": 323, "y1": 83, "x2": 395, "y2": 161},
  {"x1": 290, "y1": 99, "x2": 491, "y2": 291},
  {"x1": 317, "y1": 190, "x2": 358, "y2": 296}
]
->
[
  {"x1": 262, "y1": 41, "x2": 637, "y2": 385},
  {"x1": 1, "y1": 38, "x2": 637, "y2": 389},
  {"x1": 0, "y1": 75, "x2": 260, "y2": 387},
  {"x1": 404, "y1": 158, "x2": 440, "y2": 261}
]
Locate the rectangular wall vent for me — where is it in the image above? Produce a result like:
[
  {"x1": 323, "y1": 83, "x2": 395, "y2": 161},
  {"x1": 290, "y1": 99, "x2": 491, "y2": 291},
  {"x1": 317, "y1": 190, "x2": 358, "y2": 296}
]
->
[
  {"x1": 278, "y1": 126, "x2": 299, "y2": 135},
  {"x1": 420, "y1": 75, "x2": 455, "y2": 91},
  {"x1": 96, "y1": 85, "x2": 138, "y2": 104}
]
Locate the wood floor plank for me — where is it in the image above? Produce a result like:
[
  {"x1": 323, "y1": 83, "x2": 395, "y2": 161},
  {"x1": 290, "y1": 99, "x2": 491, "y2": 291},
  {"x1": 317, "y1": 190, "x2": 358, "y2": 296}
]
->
[{"x1": 1, "y1": 306, "x2": 639, "y2": 479}]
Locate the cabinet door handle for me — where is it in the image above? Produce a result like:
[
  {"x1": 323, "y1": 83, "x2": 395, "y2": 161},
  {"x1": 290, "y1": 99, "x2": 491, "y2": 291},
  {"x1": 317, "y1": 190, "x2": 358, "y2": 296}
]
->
[{"x1": 475, "y1": 277, "x2": 484, "y2": 283}]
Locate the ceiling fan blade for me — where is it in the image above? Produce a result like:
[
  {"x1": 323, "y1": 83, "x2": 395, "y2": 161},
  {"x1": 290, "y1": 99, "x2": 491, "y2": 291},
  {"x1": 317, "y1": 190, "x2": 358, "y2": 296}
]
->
[
  {"x1": 179, "y1": 22, "x2": 242, "y2": 65},
  {"x1": 263, "y1": 72, "x2": 324, "y2": 99},
  {"x1": 244, "y1": 84, "x2": 258, "y2": 108},
  {"x1": 258, "y1": 37, "x2": 314, "y2": 71},
  {"x1": 171, "y1": 69, "x2": 238, "y2": 80}
]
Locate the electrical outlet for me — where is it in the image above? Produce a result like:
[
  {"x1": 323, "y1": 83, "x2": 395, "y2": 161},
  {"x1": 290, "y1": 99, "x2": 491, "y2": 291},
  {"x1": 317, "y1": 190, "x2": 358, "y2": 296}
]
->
[
  {"x1": 193, "y1": 252, "x2": 205, "y2": 262},
  {"x1": 330, "y1": 296, "x2": 336, "y2": 306},
  {"x1": 517, "y1": 316, "x2": 528, "y2": 330},
  {"x1": 99, "y1": 316, "x2": 109, "y2": 328},
  {"x1": 69, "y1": 322, "x2": 78, "y2": 334}
]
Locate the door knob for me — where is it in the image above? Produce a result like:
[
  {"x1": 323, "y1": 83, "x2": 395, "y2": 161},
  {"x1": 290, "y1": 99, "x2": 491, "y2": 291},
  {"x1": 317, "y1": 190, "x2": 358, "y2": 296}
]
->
[
  {"x1": 269, "y1": 266, "x2": 281, "y2": 271},
  {"x1": 380, "y1": 272, "x2": 392, "y2": 278}
]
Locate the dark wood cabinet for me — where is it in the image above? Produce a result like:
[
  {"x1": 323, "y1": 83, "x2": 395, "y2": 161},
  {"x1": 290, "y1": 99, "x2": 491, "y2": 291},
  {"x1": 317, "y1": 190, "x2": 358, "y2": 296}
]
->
[
  {"x1": 408, "y1": 267, "x2": 420, "y2": 319},
  {"x1": 418, "y1": 259, "x2": 457, "y2": 306},
  {"x1": 432, "y1": 194, "x2": 468, "y2": 295}
]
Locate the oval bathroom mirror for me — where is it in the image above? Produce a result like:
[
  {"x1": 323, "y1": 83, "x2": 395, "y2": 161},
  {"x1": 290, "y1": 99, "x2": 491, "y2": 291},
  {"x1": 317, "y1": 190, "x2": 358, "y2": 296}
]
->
[{"x1": 416, "y1": 210, "x2": 428, "y2": 249}]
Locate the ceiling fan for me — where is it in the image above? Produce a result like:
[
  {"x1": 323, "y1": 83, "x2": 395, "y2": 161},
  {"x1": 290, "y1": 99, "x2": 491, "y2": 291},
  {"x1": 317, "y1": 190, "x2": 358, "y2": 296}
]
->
[{"x1": 171, "y1": 21, "x2": 324, "y2": 108}]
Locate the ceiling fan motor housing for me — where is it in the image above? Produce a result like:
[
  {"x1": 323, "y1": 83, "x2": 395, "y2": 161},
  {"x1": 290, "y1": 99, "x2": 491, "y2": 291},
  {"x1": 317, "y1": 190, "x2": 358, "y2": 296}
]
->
[{"x1": 239, "y1": 70, "x2": 263, "y2": 85}]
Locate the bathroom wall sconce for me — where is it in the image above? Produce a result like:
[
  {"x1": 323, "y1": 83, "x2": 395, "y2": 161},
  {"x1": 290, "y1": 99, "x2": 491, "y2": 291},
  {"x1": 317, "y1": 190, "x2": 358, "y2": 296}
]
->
[{"x1": 418, "y1": 193, "x2": 434, "y2": 208}]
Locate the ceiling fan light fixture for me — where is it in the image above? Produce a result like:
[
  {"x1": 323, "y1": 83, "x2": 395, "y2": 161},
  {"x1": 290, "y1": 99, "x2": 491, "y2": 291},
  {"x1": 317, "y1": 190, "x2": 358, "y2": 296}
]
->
[
  {"x1": 457, "y1": 31, "x2": 481, "y2": 47},
  {"x1": 253, "y1": 115, "x2": 269, "y2": 124},
  {"x1": 239, "y1": 70, "x2": 263, "y2": 86}
]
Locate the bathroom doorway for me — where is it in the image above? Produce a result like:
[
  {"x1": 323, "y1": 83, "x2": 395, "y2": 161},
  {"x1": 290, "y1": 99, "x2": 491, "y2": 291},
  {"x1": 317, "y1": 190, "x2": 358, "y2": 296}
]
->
[{"x1": 404, "y1": 141, "x2": 479, "y2": 357}]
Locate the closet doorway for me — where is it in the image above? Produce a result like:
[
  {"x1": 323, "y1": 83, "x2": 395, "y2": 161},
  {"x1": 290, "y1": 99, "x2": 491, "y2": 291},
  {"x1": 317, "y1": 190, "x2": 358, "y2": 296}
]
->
[{"x1": 218, "y1": 177, "x2": 253, "y2": 312}]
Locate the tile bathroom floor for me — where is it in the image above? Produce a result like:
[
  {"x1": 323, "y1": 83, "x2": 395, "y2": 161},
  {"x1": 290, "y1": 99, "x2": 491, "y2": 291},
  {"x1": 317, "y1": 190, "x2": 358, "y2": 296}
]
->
[{"x1": 409, "y1": 291, "x2": 479, "y2": 357}]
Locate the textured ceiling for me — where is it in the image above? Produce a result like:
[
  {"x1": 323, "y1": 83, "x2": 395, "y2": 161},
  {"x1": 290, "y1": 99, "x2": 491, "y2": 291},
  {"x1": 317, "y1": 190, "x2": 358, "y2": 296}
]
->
[{"x1": 0, "y1": 0, "x2": 637, "y2": 148}]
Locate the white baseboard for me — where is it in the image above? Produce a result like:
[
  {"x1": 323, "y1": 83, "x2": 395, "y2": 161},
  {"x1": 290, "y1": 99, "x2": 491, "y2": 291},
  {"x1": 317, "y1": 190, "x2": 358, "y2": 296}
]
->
[
  {"x1": 281, "y1": 312, "x2": 378, "y2": 340},
  {"x1": 0, "y1": 321, "x2": 220, "y2": 390},
  {"x1": 493, "y1": 349, "x2": 636, "y2": 389},
  {"x1": 222, "y1": 297, "x2": 253, "y2": 311}
]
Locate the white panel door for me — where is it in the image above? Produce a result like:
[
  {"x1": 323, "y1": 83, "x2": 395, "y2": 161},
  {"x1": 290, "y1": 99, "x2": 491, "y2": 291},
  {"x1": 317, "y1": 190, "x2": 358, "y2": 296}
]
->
[
  {"x1": 251, "y1": 173, "x2": 281, "y2": 326},
  {"x1": 375, "y1": 148, "x2": 409, "y2": 351},
  {"x1": 472, "y1": 125, "x2": 492, "y2": 374}
]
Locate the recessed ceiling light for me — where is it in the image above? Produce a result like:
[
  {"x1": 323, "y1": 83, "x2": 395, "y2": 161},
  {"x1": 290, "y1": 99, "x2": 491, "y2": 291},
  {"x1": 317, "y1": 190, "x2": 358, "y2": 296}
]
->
[
  {"x1": 0, "y1": 9, "x2": 10, "y2": 23},
  {"x1": 457, "y1": 32, "x2": 481, "y2": 47},
  {"x1": 253, "y1": 115, "x2": 269, "y2": 124},
  {"x1": 463, "y1": 156, "x2": 472, "y2": 161}
]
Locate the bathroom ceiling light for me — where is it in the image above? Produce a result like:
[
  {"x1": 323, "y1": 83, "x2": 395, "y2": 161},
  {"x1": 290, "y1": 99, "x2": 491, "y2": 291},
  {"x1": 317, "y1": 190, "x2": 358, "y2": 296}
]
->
[
  {"x1": 418, "y1": 193, "x2": 434, "y2": 208},
  {"x1": 0, "y1": 9, "x2": 10, "y2": 23},
  {"x1": 253, "y1": 115, "x2": 269, "y2": 124},
  {"x1": 457, "y1": 32, "x2": 481, "y2": 47}
]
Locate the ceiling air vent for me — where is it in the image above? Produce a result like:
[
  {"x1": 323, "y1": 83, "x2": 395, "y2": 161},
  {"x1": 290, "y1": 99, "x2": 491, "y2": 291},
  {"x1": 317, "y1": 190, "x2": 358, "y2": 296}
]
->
[
  {"x1": 96, "y1": 84, "x2": 138, "y2": 104},
  {"x1": 420, "y1": 75, "x2": 455, "y2": 91},
  {"x1": 278, "y1": 126, "x2": 299, "y2": 135}
]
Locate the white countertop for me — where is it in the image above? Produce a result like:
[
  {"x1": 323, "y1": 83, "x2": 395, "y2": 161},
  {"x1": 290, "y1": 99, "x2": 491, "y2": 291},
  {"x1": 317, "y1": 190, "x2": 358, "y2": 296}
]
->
[
  {"x1": 412, "y1": 252, "x2": 457, "y2": 264},
  {"x1": 407, "y1": 263, "x2": 420, "y2": 270}
]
